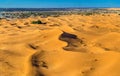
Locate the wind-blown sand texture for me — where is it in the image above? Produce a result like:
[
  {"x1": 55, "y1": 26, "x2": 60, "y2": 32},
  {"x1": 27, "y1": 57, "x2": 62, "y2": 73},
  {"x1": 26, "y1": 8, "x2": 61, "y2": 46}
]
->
[{"x1": 0, "y1": 14, "x2": 120, "y2": 76}]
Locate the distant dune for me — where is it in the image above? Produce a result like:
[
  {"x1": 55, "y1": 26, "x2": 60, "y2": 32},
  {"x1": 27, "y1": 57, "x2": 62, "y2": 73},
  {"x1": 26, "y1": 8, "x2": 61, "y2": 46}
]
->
[
  {"x1": 107, "y1": 8, "x2": 120, "y2": 10},
  {"x1": 0, "y1": 14, "x2": 120, "y2": 76}
]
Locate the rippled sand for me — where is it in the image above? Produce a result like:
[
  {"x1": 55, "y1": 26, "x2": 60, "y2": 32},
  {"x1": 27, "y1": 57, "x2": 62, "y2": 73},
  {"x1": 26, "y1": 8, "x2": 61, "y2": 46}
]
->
[{"x1": 0, "y1": 14, "x2": 120, "y2": 76}]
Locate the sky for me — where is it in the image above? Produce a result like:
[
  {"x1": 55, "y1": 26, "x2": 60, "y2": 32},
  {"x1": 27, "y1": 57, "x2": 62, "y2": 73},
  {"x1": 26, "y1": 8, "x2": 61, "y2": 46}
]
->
[{"x1": 0, "y1": 0, "x2": 119, "y2": 8}]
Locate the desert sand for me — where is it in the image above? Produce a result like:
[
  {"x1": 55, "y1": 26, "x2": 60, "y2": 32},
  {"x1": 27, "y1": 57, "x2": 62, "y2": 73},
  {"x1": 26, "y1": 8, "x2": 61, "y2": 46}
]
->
[
  {"x1": 107, "y1": 8, "x2": 120, "y2": 10},
  {"x1": 0, "y1": 14, "x2": 120, "y2": 76}
]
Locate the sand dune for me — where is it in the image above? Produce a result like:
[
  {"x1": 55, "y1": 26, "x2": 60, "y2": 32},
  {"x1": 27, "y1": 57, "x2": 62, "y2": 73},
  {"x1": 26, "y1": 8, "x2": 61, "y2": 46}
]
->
[
  {"x1": 0, "y1": 14, "x2": 120, "y2": 76},
  {"x1": 107, "y1": 8, "x2": 120, "y2": 10}
]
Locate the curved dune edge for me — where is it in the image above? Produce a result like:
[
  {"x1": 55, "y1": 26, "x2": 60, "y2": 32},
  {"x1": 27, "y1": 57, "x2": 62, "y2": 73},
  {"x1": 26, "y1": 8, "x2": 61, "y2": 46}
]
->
[{"x1": 0, "y1": 14, "x2": 120, "y2": 76}]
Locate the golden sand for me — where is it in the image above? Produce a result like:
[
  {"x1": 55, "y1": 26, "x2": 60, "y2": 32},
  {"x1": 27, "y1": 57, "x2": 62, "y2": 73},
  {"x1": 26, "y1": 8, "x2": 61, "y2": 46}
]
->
[{"x1": 0, "y1": 14, "x2": 120, "y2": 76}]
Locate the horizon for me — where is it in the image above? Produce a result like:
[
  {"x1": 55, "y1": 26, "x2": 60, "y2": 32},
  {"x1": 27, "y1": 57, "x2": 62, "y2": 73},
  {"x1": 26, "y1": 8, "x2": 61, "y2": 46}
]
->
[
  {"x1": 0, "y1": 7, "x2": 120, "y2": 9},
  {"x1": 0, "y1": 0, "x2": 120, "y2": 8}
]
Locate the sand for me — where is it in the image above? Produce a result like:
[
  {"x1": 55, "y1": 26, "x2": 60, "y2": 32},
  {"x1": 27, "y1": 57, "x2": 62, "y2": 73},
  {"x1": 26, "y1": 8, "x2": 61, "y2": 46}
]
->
[
  {"x1": 107, "y1": 8, "x2": 120, "y2": 10},
  {"x1": 0, "y1": 14, "x2": 120, "y2": 76}
]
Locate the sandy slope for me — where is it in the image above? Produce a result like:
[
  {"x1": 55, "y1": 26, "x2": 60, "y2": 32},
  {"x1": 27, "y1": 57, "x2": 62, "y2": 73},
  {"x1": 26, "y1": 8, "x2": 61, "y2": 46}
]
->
[{"x1": 0, "y1": 14, "x2": 120, "y2": 76}]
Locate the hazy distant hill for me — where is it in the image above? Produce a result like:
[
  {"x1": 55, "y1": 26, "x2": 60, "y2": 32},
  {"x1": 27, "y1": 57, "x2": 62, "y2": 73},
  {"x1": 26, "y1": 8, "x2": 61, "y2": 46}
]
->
[
  {"x1": 0, "y1": 8, "x2": 100, "y2": 12},
  {"x1": 0, "y1": 8, "x2": 73, "y2": 11}
]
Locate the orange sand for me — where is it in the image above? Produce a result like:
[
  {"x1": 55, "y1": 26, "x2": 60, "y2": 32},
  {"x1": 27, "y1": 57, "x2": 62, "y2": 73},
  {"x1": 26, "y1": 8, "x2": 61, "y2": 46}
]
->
[{"x1": 0, "y1": 14, "x2": 120, "y2": 76}]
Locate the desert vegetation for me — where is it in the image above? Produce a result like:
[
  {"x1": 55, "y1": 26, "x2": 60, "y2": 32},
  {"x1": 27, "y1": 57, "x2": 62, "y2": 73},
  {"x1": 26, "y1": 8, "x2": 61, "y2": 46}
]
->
[
  {"x1": 31, "y1": 20, "x2": 46, "y2": 24},
  {"x1": 1, "y1": 8, "x2": 120, "y2": 19}
]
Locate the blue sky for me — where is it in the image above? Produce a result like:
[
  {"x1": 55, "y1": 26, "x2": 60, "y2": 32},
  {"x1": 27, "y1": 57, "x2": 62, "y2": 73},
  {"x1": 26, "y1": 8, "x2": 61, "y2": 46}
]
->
[{"x1": 0, "y1": 0, "x2": 119, "y2": 8}]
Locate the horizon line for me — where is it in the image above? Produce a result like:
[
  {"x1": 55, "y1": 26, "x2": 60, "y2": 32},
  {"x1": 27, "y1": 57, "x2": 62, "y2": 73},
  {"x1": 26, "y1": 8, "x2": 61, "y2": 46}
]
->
[{"x1": 0, "y1": 7, "x2": 120, "y2": 9}]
